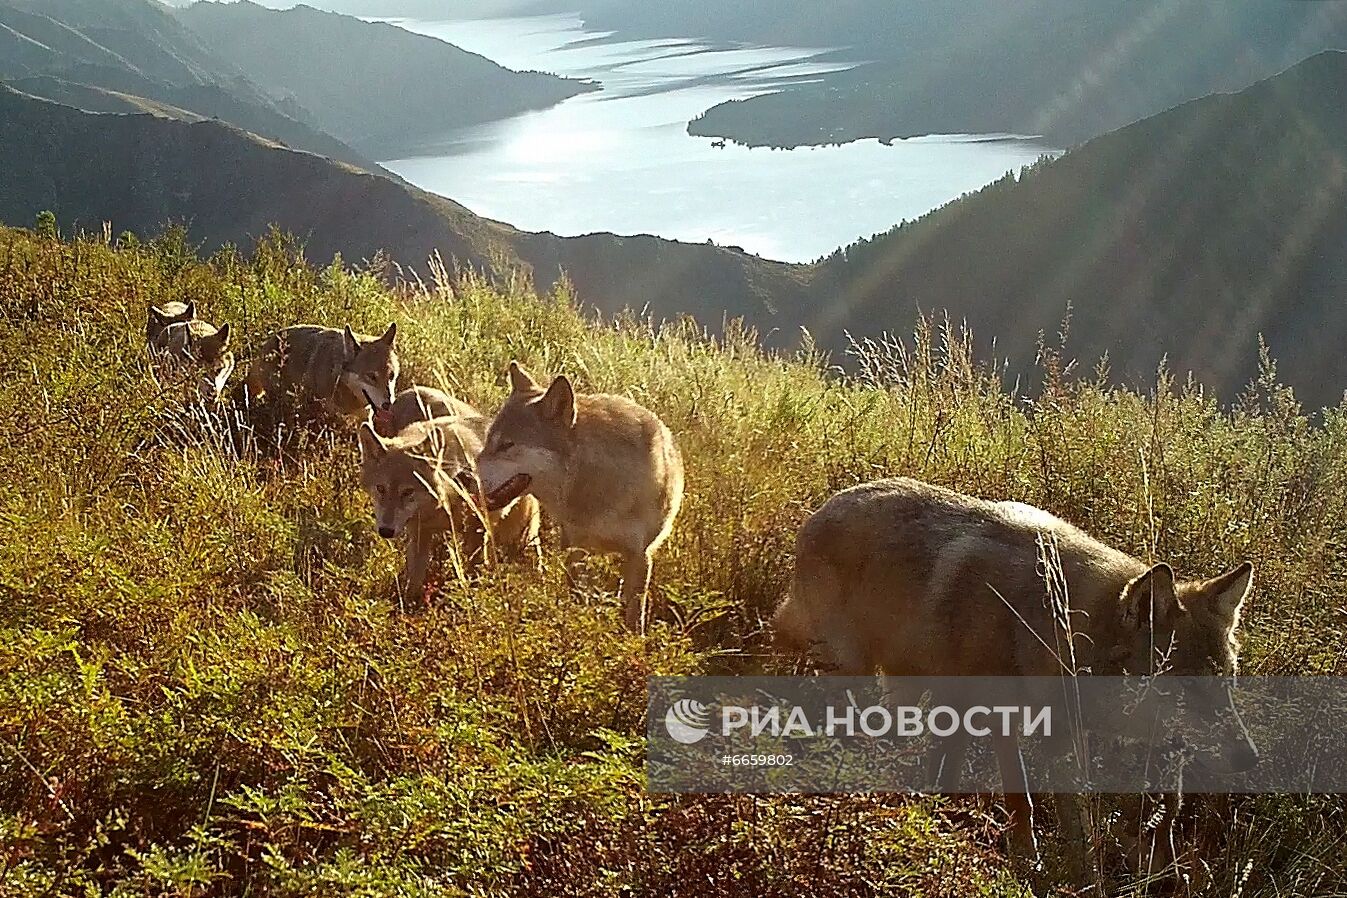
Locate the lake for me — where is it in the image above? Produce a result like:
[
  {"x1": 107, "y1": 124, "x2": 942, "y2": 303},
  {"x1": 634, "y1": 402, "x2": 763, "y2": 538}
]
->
[{"x1": 379, "y1": 14, "x2": 1057, "y2": 263}]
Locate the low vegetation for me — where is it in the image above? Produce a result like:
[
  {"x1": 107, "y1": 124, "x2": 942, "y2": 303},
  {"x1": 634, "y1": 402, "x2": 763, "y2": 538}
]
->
[{"x1": 1, "y1": 223, "x2": 1344, "y2": 896}]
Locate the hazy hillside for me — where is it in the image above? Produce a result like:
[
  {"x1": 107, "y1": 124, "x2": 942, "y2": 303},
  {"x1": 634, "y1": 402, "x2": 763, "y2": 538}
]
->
[
  {"x1": 0, "y1": 0, "x2": 389, "y2": 173},
  {"x1": 149, "y1": 0, "x2": 1347, "y2": 152},
  {"x1": 228, "y1": 0, "x2": 954, "y2": 48},
  {"x1": 0, "y1": 0, "x2": 233, "y2": 84},
  {"x1": 8, "y1": 72, "x2": 390, "y2": 175},
  {"x1": 175, "y1": 1, "x2": 594, "y2": 156},
  {"x1": 679, "y1": 0, "x2": 1347, "y2": 148},
  {"x1": 812, "y1": 51, "x2": 1347, "y2": 409},
  {"x1": 0, "y1": 84, "x2": 807, "y2": 334}
]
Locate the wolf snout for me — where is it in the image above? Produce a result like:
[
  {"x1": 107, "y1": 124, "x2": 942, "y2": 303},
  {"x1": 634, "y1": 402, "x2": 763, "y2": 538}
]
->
[
  {"x1": 378, "y1": 525, "x2": 397, "y2": 539},
  {"x1": 362, "y1": 388, "x2": 393, "y2": 411},
  {"x1": 452, "y1": 469, "x2": 479, "y2": 493},
  {"x1": 484, "y1": 473, "x2": 531, "y2": 511}
]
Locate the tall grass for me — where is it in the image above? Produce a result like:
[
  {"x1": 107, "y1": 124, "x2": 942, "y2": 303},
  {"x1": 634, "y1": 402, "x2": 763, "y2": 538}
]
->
[{"x1": 0, "y1": 225, "x2": 1343, "y2": 896}]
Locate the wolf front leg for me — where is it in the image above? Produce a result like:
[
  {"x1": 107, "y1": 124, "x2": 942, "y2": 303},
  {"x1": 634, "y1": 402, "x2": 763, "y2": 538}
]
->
[
  {"x1": 559, "y1": 527, "x2": 588, "y2": 596},
  {"x1": 1053, "y1": 793, "x2": 1098, "y2": 889},
  {"x1": 619, "y1": 549, "x2": 652, "y2": 634},
  {"x1": 396, "y1": 525, "x2": 437, "y2": 612},
  {"x1": 993, "y1": 733, "x2": 1040, "y2": 862}
]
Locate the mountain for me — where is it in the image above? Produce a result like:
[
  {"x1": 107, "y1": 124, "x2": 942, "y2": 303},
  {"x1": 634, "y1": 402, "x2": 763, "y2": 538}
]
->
[
  {"x1": 686, "y1": 0, "x2": 1347, "y2": 149},
  {"x1": 809, "y1": 51, "x2": 1347, "y2": 408},
  {"x1": 0, "y1": 84, "x2": 808, "y2": 336},
  {"x1": 7, "y1": 71, "x2": 389, "y2": 175},
  {"x1": 260, "y1": 0, "x2": 1347, "y2": 153},
  {"x1": 0, "y1": 0, "x2": 589, "y2": 172},
  {"x1": 0, "y1": 0, "x2": 233, "y2": 84},
  {"x1": 157, "y1": 0, "x2": 545, "y2": 14},
  {"x1": 0, "y1": 0, "x2": 388, "y2": 173},
  {"x1": 174, "y1": 1, "x2": 594, "y2": 156}
]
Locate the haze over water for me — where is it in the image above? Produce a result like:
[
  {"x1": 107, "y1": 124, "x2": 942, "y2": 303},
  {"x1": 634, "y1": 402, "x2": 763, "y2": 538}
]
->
[{"x1": 380, "y1": 14, "x2": 1056, "y2": 263}]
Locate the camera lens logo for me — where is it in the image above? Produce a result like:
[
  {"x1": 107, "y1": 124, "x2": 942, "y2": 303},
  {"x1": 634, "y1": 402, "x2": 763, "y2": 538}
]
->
[{"x1": 664, "y1": 699, "x2": 712, "y2": 744}]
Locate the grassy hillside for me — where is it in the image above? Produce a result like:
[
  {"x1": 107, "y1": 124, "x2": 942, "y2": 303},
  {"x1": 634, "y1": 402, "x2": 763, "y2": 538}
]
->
[
  {"x1": 175, "y1": 0, "x2": 594, "y2": 156},
  {"x1": 0, "y1": 84, "x2": 810, "y2": 341},
  {"x1": 810, "y1": 51, "x2": 1347, "y2": 410},
  {"x1": 1, "y1": 222, "x2": 1346, "y2": 895}
]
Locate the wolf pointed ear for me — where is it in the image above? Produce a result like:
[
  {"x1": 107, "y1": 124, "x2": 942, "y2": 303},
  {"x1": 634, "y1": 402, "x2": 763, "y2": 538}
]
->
[
  {"x1": 196, "y1": 323, "x2": 229, "y2": 355},
  {"x1": 507, "y1": 361, "x2": 538, "y2": 394},
  {"x1": 343, "y1": 324, "x2": 360, "y2": 359},
  {"x1": 357, "y1": 422, "x2": 387, "y2": 462},
  {"x1": 379, "y1": 322, "x2": 397, "y2": 346},
  {"x1": 183, "y1": 301, "x2": 197, "y2": 320},
  {"x1": 1122, "y1": 563, "x2": 1180, "y2": 629},
  {"x1": 539, "y1": 375, "x2": 577, "y2": 427},
  {"x1": 149, "y1": 306, "x2": 169, "y2": 326},
  {"x1": 1203, "y1": 562, "x2": 1253, "y2": 633}
]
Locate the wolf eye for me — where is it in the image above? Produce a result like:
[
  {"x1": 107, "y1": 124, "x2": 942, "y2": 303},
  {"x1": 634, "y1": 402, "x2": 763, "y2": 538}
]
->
[
  {"x1": 495, "y1": 440, "x2": 514, "y2": 452},
  {"x1": 401, "y1": 488, "x2": 417, "y2": 500},
  {"x1": 376, "y1": 484, "x2": 387, "y2": 495}
]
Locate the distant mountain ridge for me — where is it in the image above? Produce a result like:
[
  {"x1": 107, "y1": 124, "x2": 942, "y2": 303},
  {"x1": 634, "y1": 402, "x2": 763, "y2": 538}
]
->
[
  {"x1": 7, "y1": 71, "x2": 391, "y2": 176},
  {"x1": 0, "y1": 0, "x2": 387, "y2": 171},
  {"x1": 0, "y1": 84, "x2": 808, "y2": 339},
  {"x1": 678, "y1": 0, "x2": 1347, "y2": 149},
  {"x1": 809, "y1": 50, "x2": 1347, "y2": 408},
  {"x1": 0, "y1": 0, "x2": 592, "y2": 169},
  {"x1": 174, "y1": 1, "x2": 594, "y2": 156},
  {"x1": 0, "y1": 0, "x2": 234, "y2": 85},
  {"x1": 252, "y1": 0, "x2": 1347, "y2": 154}
]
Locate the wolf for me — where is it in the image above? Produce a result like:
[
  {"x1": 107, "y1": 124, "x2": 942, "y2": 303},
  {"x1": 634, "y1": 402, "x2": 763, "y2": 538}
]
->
[
  {"x1": 382, "y1": 385, "x2": 479, "y2": 437},
  {"x1": 775, "y1": 478, "x2": 1256, "y2": 858},
  {"x1": 358, "y1": 415, "x2": 541, "y2": 604},
  {"x1": 148, "y1": 317, "x2": 235, "y2": 403},
  {"x1": 245, "y1": 323, "x2": 399, "y2": 423},
  {"x1": 146, "y1": 301, "x2": 195, "y2": 343},
  {"x1": 475, "y1": 362, "x2": 684, "y2": 633}
]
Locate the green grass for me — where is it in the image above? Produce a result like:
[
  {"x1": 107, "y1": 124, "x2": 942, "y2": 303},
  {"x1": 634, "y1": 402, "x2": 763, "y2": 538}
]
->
[{"x1": 0, "y1": 225, "x2": 1344, "y2": 896}]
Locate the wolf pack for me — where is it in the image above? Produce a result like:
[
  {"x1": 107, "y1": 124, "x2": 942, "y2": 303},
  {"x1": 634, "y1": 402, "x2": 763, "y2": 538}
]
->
[{"x1": 147, "y1": 300, "x2": 1258, "y2": 866}]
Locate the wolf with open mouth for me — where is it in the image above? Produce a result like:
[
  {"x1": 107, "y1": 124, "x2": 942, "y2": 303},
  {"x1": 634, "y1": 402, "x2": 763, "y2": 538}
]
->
[{"x1": 476, "y1": 362, "x2": 684, "y2": 633}]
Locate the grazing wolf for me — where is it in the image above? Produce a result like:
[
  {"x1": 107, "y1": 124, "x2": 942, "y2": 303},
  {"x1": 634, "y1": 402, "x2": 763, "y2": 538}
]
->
[
  {"x1": 245, "y1": 323, "x2": 399, "y2": 423},
  {"x1": 148, "y1": 317, "x2": 235, "y2": 403},
  {"x1": 475, "y1": 362, "x2": 684, "y2": 633},
  {"x1": 775, "y1": 478, "x2": 1256, "y2": 856},
  {"x1": 358, "y1": 416, "x2": 540, "y2": 603},
  {"x1": 146, "y1": 301, "x2": 195, "y2": 343},
  {"x1": 382, "y1": 385, "x2": 479, "y2": 437}
]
